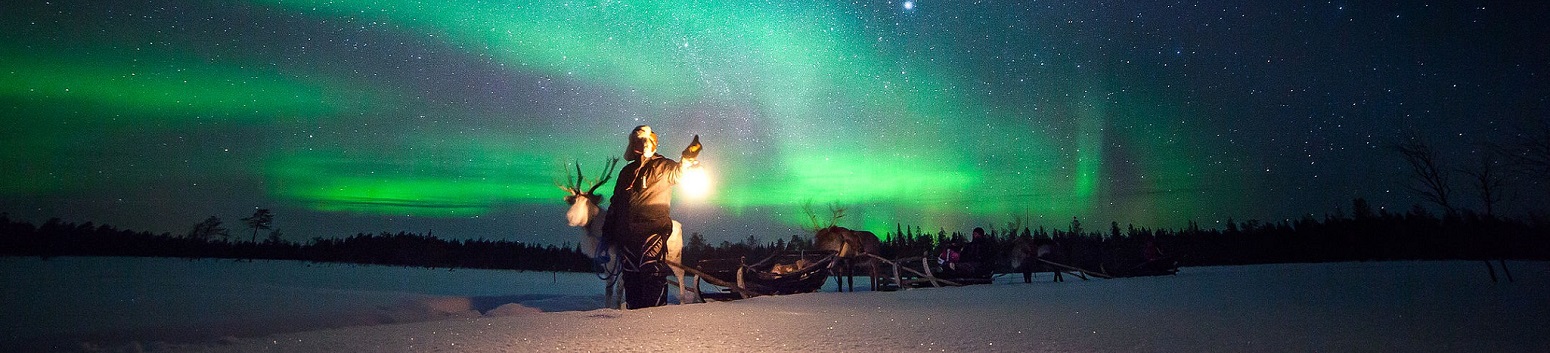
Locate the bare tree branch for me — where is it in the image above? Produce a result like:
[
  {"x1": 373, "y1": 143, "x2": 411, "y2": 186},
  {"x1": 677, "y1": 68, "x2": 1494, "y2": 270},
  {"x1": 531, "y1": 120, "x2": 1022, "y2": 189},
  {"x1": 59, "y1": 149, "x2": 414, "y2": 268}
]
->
[
  {"x1": 1395, "y1": 137, "x2": 1454, "y2": 215},
  {"x1": 1460, "y1": 152, "x2": 1506, "y2": 216}
]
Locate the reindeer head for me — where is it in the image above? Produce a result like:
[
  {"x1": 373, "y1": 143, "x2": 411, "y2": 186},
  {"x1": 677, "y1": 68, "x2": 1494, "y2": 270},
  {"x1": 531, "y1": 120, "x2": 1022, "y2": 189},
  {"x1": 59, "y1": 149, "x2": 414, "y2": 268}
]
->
[
  {"x1": 560, "y1": 158, "x2": 620, "y2": 228},
  {"x1": 806, "y1": 202, "x2": 858, "y2": 254}
]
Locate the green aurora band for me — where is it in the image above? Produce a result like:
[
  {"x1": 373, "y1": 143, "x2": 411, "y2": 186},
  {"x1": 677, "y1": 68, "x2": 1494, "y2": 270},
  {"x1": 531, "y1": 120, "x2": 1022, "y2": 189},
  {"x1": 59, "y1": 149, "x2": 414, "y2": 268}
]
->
[{"x1": 3, "y1": 0, "x2": 1222, "y2": 237}]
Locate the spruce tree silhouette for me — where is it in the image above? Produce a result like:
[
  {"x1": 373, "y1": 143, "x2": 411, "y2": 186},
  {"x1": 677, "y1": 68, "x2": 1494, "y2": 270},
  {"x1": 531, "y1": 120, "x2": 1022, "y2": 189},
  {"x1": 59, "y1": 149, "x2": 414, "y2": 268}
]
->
[{"x1": 242, "y1": 208, "x2": 274, "y2": 244}]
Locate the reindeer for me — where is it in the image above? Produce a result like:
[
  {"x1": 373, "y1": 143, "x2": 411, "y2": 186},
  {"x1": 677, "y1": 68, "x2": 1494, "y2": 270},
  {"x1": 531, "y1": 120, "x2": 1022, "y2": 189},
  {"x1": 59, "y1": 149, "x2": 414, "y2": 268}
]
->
[
  {"x1": 561, "y1": 158, "x2": 690, "y2": 308},
  {"x1": 816, "y1": 226, "x2": 883, "y2": 292},
  {"x1": 806, "y1": 203, "x2": 883, "y2": 292}
]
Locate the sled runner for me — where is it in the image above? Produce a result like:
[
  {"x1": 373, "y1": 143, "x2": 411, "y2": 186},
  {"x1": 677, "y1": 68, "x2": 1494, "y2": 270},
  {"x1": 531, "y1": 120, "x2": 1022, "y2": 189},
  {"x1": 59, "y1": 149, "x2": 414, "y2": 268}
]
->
[{"x1": 857, "y1": 253, "x2": 982, "y2": 289}]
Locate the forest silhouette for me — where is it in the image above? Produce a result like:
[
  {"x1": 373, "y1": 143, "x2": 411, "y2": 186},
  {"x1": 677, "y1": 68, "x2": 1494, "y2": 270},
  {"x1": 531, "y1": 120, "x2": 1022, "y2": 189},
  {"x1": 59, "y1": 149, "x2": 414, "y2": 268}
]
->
[
  {"x1": 683, "y1": 199, "x2": 1546, "y2": 275},
  {"x1": 2, "y1": 198, "x2": 1546, "y2": 275},
  {"x1": 0, "y1": 212, "x2": 593, "y2": 272}
]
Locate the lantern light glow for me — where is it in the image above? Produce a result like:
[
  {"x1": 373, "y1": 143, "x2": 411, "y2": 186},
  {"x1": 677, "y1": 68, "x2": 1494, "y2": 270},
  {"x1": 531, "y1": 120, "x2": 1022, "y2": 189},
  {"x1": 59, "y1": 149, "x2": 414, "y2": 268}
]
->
[{"x1": 680, "y1": 166, "x2": 712, "y2": 199}]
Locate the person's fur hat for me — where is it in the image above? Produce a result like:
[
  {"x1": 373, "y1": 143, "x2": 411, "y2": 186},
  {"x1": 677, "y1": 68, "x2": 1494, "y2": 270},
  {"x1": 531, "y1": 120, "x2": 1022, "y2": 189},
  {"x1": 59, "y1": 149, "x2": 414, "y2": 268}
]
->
[{"x1": 624, "y1": 125, "x2": 658, "y2": 161}]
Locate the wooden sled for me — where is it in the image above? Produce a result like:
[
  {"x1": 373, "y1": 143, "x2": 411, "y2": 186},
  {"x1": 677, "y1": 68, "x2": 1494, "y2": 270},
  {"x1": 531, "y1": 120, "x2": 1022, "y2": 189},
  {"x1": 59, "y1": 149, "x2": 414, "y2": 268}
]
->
[
  {"x1": 666, "y1": 252, "x2": 836, "y2": 301},
  {"x1": 664, "y1": 250, "x2": 1025, "y2": 300},
  {"x1": 864, "y1": 253, "x2": 977, "y2": 289}
]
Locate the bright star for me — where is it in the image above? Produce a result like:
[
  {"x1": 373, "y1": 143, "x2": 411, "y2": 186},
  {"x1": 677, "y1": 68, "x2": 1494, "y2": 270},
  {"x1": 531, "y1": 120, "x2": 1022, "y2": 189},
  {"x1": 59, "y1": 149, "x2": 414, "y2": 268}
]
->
[{"x1": 903, "y1": 1, "x2": 915, "y2": 10}]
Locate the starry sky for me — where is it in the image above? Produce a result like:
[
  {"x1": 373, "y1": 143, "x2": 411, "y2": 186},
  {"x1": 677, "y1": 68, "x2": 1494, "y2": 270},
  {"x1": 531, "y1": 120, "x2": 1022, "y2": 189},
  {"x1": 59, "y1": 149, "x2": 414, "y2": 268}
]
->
[{"x1": 4, "y1": 0, "x2": 1546, "y2": 246}]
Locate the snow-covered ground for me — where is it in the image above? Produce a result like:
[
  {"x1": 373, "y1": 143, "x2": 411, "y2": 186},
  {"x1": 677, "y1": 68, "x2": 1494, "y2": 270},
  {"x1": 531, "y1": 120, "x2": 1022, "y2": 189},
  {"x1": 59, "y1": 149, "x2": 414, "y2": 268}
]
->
[
  {"x1": 1, "y1": 257, "x2": 604, "y2": 352},
  {"x1": 4, "y1": 257, "x2": 1547, "y2": 352}
]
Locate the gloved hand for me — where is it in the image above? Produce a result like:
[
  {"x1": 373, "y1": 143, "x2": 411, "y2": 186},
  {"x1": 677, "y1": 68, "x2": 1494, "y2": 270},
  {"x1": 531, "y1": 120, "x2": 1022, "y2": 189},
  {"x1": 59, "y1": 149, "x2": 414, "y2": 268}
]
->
[{"x1": 681, "y1": 134, "x2": 702, "y2": 160}]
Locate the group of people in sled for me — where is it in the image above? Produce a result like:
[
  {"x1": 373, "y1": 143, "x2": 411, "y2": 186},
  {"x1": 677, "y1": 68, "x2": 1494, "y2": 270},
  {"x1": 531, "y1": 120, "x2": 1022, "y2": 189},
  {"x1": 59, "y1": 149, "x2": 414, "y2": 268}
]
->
[{"x1": 935, "y1": 227, "x2": 997, "y2": 280}]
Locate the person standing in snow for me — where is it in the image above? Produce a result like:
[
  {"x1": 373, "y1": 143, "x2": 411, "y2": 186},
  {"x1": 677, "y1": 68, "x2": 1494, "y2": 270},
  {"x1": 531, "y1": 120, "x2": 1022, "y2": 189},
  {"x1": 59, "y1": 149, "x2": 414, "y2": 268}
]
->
[{"x1": 602, "y1": 125, "x2": 701, "y2": 309}]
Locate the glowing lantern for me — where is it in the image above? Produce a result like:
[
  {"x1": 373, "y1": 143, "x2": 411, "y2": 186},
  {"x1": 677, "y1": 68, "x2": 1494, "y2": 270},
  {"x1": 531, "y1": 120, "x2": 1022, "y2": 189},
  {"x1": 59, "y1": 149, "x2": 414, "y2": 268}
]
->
[{"x1": 680, "y1": 166, "x2": 712, "y2": 198}]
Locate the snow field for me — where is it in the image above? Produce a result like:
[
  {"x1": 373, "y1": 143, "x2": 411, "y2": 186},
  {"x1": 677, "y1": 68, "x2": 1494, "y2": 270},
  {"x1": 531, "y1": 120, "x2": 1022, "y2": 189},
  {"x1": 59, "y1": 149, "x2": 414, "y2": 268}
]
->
[{"x1": 4, "y1": 257, "x2": 1546, "y2": 352}]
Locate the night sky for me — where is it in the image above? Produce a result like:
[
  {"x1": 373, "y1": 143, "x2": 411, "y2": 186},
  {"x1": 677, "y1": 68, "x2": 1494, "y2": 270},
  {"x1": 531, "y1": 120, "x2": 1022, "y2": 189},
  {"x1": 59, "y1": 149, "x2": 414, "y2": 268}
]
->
[{"x1": 4, "y1": 0, "x2": 1546, "y2": 246}]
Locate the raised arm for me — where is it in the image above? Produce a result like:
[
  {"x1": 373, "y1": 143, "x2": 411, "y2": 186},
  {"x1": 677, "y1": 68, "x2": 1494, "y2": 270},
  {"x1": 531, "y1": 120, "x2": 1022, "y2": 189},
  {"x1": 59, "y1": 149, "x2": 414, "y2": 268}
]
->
[{"x1": 679, "y1": 134, "x2": 702, "y2": 172}]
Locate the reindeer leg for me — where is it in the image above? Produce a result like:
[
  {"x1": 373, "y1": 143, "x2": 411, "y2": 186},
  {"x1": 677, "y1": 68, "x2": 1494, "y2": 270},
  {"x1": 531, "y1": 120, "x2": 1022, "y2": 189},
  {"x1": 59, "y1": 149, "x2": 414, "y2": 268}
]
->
[
  {"x1": 869, "y1": 259, "x2": 879, "y2": 291},
  {"x1": 613, "y1": 257, "x2": 622, "y2": 309},
  {"x1": 610, "y1": 247, "x2": 626, "y2": 309},
  {"x1": 839, "y1": 242, "x2": 852, "y2": 292},
  {"x1": 846, "y1": 261, "x2": 855, "y2": 292},
  {"x1": 832, "y1": 259, "x2": 847, "y2": 293},
  {"x1": 615, "y1": 278, "x2": 626, "y2": 310},
  {"x1": 832, "y1": 265, "x2": 841, "y2": 292},
  {"x1": 600, "y1": 247, "x2": 612, "y2": 309},
  {"x1": 836, "y1": 259, "x2": 847, "y2": 292},
  {"x1": 602, "y1": 276, "x2": 615, "y2": 309},
  {"x1": 605, "y1": 274, "x2": 616, "y2": 309},
  {"x1": 852, "y1": 260, "x2": 860, "y2": 291},
  {"x1": 669, "y1": 221, "x2": 687, "y2": 304},
  {"x1": 677, "y1": 271, "x2": 688, "y2": 303}
]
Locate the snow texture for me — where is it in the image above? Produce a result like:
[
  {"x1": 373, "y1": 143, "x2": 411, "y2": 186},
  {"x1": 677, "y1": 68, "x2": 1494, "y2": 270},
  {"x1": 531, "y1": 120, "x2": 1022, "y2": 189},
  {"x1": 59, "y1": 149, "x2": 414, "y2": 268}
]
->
[{"x1": 4, "y1": 257, "x2": 1547, "y2": 352}]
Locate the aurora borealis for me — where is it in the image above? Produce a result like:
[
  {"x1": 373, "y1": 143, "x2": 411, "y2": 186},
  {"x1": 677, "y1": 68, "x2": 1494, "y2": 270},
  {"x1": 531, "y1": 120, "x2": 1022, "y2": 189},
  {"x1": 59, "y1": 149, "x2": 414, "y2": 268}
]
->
[{"x1": 4, "y1": 1, "x2": 1546, "y2": 245}]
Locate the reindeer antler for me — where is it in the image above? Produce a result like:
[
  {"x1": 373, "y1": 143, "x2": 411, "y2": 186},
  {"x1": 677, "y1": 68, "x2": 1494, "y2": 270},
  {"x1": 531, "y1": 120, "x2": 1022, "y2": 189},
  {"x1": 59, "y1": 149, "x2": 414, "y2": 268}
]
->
[
  {"x1": 801, "y1": 201, "x2": 850, "y2": 231},
  {"x1": 802, "y1": 200, "x2": 821, "y2": 232},
  {"x1": 559, "y1": 159, "x2": 592, "y2": 194},
  {"x1": 575, "y1": 160, "x2": 586, "y2": 191},
  {"x1": 586, "y1": 158, "x2": 620, "y2": 195},
  {"x1": 559, "y1": 161, "x2": 578, "y2": 193},
  {"x1": 828, "y1": 203, "x2": 847, "y2": 228}
]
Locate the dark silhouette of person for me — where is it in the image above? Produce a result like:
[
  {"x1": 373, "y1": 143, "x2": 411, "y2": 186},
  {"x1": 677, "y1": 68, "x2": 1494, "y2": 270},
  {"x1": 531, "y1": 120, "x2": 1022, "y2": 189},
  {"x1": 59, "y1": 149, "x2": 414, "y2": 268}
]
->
[
  {"x1": 602, "y1": 125, "x2": 701, "y2": 309},
  {"x1": 960, "y1": 227, "x2": 994, "y2": 277}
]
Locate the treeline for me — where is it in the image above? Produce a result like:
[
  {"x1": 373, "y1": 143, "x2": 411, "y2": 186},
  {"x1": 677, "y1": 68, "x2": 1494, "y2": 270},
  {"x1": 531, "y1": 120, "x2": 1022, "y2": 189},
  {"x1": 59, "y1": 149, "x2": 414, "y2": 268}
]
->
[
  {"x1": 5, "y1": 198, "x2": 1547, "y2": 274},
  {"x1": 682, "y1": 198, "x2": 1548, "y2": 273},
  {"x1": 0, "y1": 213, "x2": 592, "y2": 272}
]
